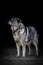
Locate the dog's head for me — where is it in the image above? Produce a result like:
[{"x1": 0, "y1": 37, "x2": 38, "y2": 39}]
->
[
  {"x1": 8, "y1": 18, "x2": 21, "y2": 25},
  {"x1": 8, "y1": 17, "x2": 25, "y2": 36},
  {"x1": 8, "y1": 18, "x2": 21, "y2": 30},
  {"x1": 8, "y1": 18, "x2": 24, "y2": 29}
]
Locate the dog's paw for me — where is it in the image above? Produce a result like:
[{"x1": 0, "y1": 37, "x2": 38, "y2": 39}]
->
[{"x1": 22, "y1": 55, "x2": 25, "y2": 57}]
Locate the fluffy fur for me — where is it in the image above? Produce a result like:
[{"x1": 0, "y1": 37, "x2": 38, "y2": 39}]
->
[{"x1": 8, "y1": 18, "x2": 39, "y2": 57}]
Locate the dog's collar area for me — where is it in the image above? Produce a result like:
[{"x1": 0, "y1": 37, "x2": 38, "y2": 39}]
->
[
  {"x1": 12, "y1": 27, "x2": 19, "y2": 34},
  {"x1": 12, "y1": 26, "x2": 26, "y2": 37},
  {"x1": 14, "y1": 27, "x2": 19, "y2": 32}
]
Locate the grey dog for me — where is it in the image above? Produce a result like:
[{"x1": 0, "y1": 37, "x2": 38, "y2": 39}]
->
[{"x1": 8, "y1": 18, "x2": 39, "y2": 57}]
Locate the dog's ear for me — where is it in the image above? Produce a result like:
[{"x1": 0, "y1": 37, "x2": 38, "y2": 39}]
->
[
  {"x1": 17, "y1": 18, "x2": 21, "y2": 24},
  {"x1": 8, "y1": 20, "x2": 12, "y2": 25}
]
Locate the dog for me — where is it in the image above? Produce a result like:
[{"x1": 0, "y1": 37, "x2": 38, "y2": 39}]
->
[{"x1": 8, "y1": 17, "x2": 39, "y2": 57}]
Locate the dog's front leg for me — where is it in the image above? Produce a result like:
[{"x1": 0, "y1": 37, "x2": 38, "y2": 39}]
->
[
  {"x1": 22, "y1": 45, "x2": 26, "y2": 57},
  {"x1": 16, "y1": 44, "x2": 20, "y2": 57}
]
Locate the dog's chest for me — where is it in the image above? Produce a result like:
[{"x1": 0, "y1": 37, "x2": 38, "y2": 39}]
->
[
  {"x1": 12, "y1": 32, "x2": 24, "y2": 46},
  {"x1": 12, "y1": 31, "x2": 20, "y2": 40}
]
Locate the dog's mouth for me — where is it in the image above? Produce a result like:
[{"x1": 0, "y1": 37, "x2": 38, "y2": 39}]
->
[{"x1": 11, "y1": 25, "x2": 20, "y2": 33}]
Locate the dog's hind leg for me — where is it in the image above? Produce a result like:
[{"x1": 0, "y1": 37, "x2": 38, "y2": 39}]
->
[
  {"x1": 27, "y1": 44, "x2": 31, "y2": 55},
  {"x1": 33, "y1": 42, "x2": 38, "y2": 56}
]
